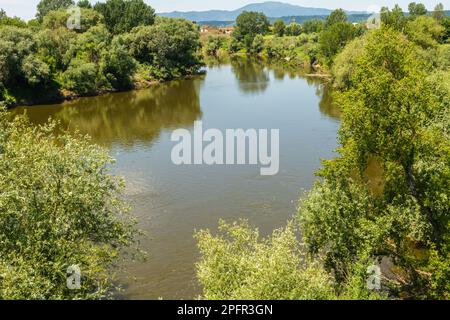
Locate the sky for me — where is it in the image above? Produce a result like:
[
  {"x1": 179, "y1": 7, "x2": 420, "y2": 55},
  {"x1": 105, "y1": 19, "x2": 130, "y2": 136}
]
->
[{"x1": 0, "y1": 0, "x2": 447, "y2": 21}]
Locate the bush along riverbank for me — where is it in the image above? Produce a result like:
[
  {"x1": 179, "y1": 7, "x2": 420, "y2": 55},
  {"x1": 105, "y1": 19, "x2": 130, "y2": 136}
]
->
[{"x1": 0, "y1": 1, "x2": 203, "y2": 108}]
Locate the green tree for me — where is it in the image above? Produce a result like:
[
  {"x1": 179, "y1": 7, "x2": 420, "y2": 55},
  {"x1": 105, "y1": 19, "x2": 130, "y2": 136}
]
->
[
  {"x1": 205, "y1": 36, "x2": 223, "y2": 56},
  {"x1": 331, "y1": 35, "x2": 368, "y2": 90},
  {"x1": 21, "y1": 54, "x2": 52, "y2": 86},
  {"x1": 405, "y1": 16, "x2": 445, "y2": 48},
  {"x1": 93, "y1": 0, "x2": 155, "y2": 34},
  {"x1": 35, "y1": 27, "x2": 77, "y2": 71},
  {"x1": 302, "y1": 19, "x2": 323, "y2": 34},
  {"x1": 77, "y1": 0, "x2": 91, "y2": 8},
  {"x1": 250, "y1": 34, "x2": 265, "y2": 54},
  {"x1": 408, "y1": 2, "x2": 428, "y2": 16},
  {"x1": 42, "y1": 8, "x2": 104, "y2": 33},
  {"x1": 285, "y1": 22, "x2": 302, "y2": 36},
  {"x1": 61, "y1": 59, "x2": 98, "y2": 94},
  {"x1": 0, "y1": 111, "x2": 137, "y2": 299},
  {"x1": 195, "y1": 220, "x2": 336, "y2": 300},
  {"x1": 36, "y1": 0, "x2": 74, "y2": 21},
  {"x1": 99, "y1": 36, "x2": 137, "y2": 89},
  {"x1": 381, "y1": 5, "x2": 407, "y2": 31},
  {"x1": 125, "y1": 18, "x2": 201, "y2": 80},
  {"x1": 433, "y1": 3, "x2": 445, "y2": 21},
  {"x1": 233, "y1": 11, "x2": 270, "y2": 51},
  {"x1": 0, "y1": 27, "x2": 38, "y2": 86},
  {"x1": 273, "y1": 20, "x2": 286, "y2": 37},
  {"x1": 301, "y1": 28, "x2": 450, "y2": 299},
  {"x1": 319, "y1": 22, "x2": 357, "y2": 65},
  {"x1": 442, "y1": 17, "x2": 450, "y2": 42},
  {"x1": 324, "y1": 9, "x2": 347, "y2": 28},
  {"x1": 0, "y1": 10, "x2": 27, "y2": 28}
]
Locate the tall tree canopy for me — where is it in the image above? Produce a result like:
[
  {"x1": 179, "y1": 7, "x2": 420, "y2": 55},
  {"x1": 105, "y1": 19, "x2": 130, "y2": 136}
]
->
[
  {"x1": 93, "y1": 0, "x2": 155, "y2": 34},
  {"x1": 324, "y1": 8, "x2": 347, "y2": 28},
  {"x1": 36, "y1": 0, "x2": 74, "y2": 21},
  {"x1": 233, "y1": 11, "x2": 270, "y2": 50},
  {"x1": 408, "y1": 2, "x2": 428, "y2": 16}
]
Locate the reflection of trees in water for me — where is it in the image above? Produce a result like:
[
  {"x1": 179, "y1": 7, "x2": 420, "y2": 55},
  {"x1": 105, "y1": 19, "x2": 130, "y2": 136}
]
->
[
  {"x1": 17, "y1": 79, "x2": 203, "y2": 147},
  {"x1": 230, "y1": 56, "x2": 270, "y2": 95},
  {"x1": 315, "y1": 83, "x2": 341, "y2": 120},
  {"x1": 265, "y1": 63, "x2": 306, "y2": 81},
  {"x1": 203, "y1": 55, "x2": 231, "y2": 68}
]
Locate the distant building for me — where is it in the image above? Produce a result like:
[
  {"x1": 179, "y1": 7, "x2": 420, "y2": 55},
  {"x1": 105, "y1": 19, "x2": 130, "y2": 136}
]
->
[
  {"x1": 219, "y1": 27, "x2": 234, "y2": 35},
  {"x1": 200, "y1": 25, "x2": 215, "y2": 33}
]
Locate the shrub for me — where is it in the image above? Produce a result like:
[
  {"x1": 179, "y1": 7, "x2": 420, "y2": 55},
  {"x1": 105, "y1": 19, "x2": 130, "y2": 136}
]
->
[
  {"x1": 0, "y1": 112, "x2": 137, "y2": 299},
  {"x1": 61, "y1": 59, "x2": 98, "y2": 94},
  {"x1": 195, "y1": 220, "x2": 336, "y2": 300}
]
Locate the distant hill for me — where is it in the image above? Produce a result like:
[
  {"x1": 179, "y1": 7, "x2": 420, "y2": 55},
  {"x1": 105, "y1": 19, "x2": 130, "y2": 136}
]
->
[
  {"x1": 158, "y1": 1, "x2": 363, "y2": 22},
  {"x1": 194, "y1": 10, "x2": 450, "y2": 27},
  {"x1": 197, "y1": 14, "x2": 372, "y2": 27}
]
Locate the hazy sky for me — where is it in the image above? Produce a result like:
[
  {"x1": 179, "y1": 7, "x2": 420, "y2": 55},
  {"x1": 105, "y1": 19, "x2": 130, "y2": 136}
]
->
[{"x1": 0, "y1": 0, "x2": 447, "y2": 21}]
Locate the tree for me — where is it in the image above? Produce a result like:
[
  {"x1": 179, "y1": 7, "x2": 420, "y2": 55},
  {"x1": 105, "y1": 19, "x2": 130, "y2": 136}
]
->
[
  {"x1": 205, "y1": 36, "x2": 223, "y2": 56},
  {"x1": 99, "y1": 36, "x2": 137, "y2": 89},
  {"x1": 35, "y1": 27, "x2": 77, "y2": 71},
  {"x1": 319, "y1": 22, "x2": 357, "y2": 65},
  {"x1": 42, "y1": 8, "x2": 104, "y2": 33},
  {"x1": 36, "y1": 0, "x2": 74, "y2": 21},
  {"x1": 93, "y1": 0, "x2": 155, "y2": 34},
  {"x1": 302, "y1": 28, "x2": 450, "y2": 298},
  {"x1": 0, "y1": 27, "x2": 38, "y2": 86},
  {"x1": 433, "y1": 3, "x2": 445, "y2": 21},
  {"x1": 61, "y1": 59, "x2": 98, "y2": 94},
  {"x1": 0, "y1": 112, "x2": 137, "y2": 299},
  {"x1": 303, "y1": 19, "x2": 323, "y2": 34},
  {"x1": 331, "y1": 35, "x2": 368, "y2": 90},
  {"x1": 324, "y1": 9, "x2": 347, "y2": 28},
  {"x1": 77, "y1": 0, "x2": 91, "y2": 9},
  {"x1": 125, "y1": 18, "x2": 201, "y2": 80},
  {"x1": 442, "y1": 17, "x2": 450, "y2": 42},
  {"x1": 250, "y1": 34, "x2": 265, "y2": 54},
  {"x1": 285, "y1": 22, "x2": 302, "y2": 36},
  {"x1": 0, "y1": 9, "x2": 28, "y2": 28},
  {"x1": 405, "y1": 16, "x2": 445, "y2": 48},
  {"x1": 408, "y1": 2, "x2": 428, "y2": 16},
  {"x1": 273, "y1": 20, "x2": 286, "y2": 37},
  {"x1": 21, "y1": 54, "x2": 51, "y2": 86},
  {"x1": 233, "y1": 11, "x2": 270, "y2": 50},
  {"x1": 381, "y1": 5, "x2": 407, "y2": 31},
  {"x1": 195, "y1": 220, "x2": 336, "y2": 300}
]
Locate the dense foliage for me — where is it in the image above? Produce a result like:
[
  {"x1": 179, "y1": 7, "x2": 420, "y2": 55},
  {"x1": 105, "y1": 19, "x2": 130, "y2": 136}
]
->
[
  {"x1": 0, "y1": 111, "x2": 137, "y2": 299},
  {"x1": 196, "y1": 221, "x2": 337, "y2": 300},
  {"x1": 0, "y1": 1, "x2": 202, "y2": 107},
  {"x1": 93, "y1": 0, "x2": 155, "y2": 34},
  {"x1": 232, "y1": 11, "x2": 270, "y2": 51}
]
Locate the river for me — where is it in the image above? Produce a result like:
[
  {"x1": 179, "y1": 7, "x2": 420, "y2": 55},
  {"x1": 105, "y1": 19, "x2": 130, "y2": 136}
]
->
[{"x1": 12, "y1": 57, "x2": 341, "y2": 299}]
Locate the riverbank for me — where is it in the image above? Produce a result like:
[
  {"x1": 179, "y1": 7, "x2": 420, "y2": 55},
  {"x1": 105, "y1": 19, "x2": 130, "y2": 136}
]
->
[{"x1": 4, "y1": 72, "x2": 205, "y2": 109}]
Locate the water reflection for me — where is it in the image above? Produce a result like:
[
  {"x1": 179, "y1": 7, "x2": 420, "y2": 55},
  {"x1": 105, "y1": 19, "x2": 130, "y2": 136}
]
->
[
  {"x1": 230, "y1": 57, "x2": 270, "y2": 95},
  {"x1": 13, "y1": 79, "x2": 203, "y2": 147},
  {"x1": 316, "y1": 83, "x2": 341, "y2": 120}
]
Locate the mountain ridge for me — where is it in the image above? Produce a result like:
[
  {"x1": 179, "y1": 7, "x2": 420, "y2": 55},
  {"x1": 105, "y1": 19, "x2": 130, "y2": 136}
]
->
[{"x1": 158, "y1": 1, "x2": 363, "y2": 22}]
